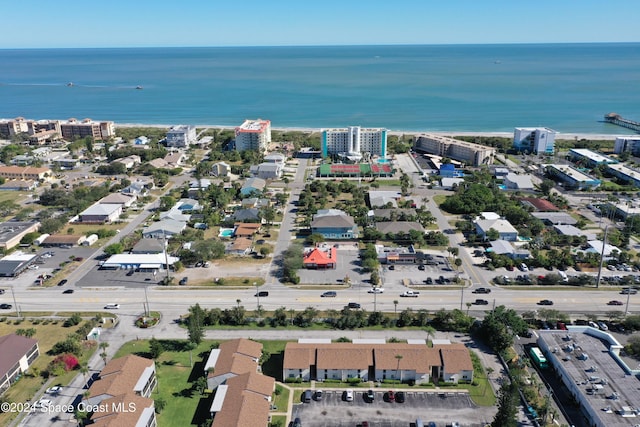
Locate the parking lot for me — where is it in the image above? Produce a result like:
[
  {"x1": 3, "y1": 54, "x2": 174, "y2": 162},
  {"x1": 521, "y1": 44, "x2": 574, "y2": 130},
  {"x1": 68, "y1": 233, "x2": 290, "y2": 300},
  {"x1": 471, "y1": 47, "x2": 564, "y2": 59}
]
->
[
  {"x1": 292, "y1": 389, "x2": 495, "y2": 427},
  {"x1": 297, "y1": 245, "x2": 369, "y2": 285}
]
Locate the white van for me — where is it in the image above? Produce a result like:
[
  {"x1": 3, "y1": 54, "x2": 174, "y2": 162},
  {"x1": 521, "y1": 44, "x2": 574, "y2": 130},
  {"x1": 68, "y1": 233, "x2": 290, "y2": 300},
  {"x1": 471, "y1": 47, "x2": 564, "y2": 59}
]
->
[{"x1": 558, "y1": 271, "x2": 568, "y2": 283}]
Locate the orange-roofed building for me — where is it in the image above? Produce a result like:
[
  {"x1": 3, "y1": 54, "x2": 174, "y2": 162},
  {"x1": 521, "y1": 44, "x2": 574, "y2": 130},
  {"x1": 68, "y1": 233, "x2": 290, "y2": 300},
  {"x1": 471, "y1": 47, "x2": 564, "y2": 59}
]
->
[{"x1": 303, "y1": 246, "x2": 337, "y2": 269}]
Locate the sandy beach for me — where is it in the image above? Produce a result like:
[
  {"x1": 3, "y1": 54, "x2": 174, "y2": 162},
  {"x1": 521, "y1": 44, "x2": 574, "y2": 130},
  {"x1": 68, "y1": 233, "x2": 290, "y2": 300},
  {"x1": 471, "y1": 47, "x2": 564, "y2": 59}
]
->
[{"x1": 116, "y1": 122, "x2": 620, "y2": 140}]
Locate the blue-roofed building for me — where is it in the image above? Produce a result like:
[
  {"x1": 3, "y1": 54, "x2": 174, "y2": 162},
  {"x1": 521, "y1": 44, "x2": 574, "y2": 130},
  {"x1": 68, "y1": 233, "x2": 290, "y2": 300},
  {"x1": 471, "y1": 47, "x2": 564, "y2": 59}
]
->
[
  {"x1": 439, "y1": 163, "x2": 464, "y2": 178},
  {"x1": 240, "y1": 177, "x2": 267, "y2": 196}
]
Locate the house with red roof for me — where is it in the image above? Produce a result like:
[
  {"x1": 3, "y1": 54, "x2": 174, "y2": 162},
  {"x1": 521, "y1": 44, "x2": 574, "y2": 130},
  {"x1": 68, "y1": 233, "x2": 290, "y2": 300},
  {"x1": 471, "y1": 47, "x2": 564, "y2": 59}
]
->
[{"x1": 303, "y1": 246, "x2": 337, "y2": 269}]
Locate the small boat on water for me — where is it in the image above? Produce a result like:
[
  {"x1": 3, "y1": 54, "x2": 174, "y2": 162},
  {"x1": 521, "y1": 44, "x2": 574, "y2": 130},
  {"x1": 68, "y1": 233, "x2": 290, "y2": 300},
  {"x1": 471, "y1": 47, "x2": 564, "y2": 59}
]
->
[
  {"x1": 135, "y1": 85, "x2": 143, "y2": 90},
  {"x1": 67, "y1": 82, "x2": 74, "y2": 86}
]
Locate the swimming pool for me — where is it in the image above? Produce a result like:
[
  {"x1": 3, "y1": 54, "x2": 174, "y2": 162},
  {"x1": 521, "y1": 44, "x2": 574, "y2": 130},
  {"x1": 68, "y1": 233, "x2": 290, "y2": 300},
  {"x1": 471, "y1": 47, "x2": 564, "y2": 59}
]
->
[
  {"x1": 377, "y1": 158, "x2": 390, "y2": 164},
  {"x1": 498, "y1": 184, "x2": 507, "y2": 190},
  {"x1": 219, "y1": 228, "x2": 234, "y2": 238}
]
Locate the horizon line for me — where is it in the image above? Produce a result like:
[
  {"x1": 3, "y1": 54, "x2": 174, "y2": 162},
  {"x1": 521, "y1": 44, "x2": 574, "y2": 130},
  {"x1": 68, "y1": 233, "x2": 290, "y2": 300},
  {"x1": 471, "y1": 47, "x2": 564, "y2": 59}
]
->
[{"x1": 1, "y1": 41, "x2": 639, "y2": 50}]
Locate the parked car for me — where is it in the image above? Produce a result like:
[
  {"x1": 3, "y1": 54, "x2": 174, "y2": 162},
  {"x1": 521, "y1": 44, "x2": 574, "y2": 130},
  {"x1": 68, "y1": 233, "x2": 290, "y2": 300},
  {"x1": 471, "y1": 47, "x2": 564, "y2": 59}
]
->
[
  {"x1": 520, "y1": 263, "x2": 529, "y2": 272},
  {"x1": 538, "y1": 299, "x2": 554, "y2": 306},
  {"x1": 314, "y1": 390, "x2": 323, "y2": 401},
  {"x1": 344, "y1": 389, "x2": 354, "y2": 401},
  {"x1": 321, "y1": 291, "x2": 337, "y2": 298},
  {"x1": 366, "y1": 389, "x2": 375, "y2": 402},
  {"x1": 418, "y1": 264, "x2": 425, "y2": 270},
  {"x1": 388, "y1": 265, "x2": 395, "y2": 270},
  {"x1": 386, "y1": 390, "x2": 395, "y2": 402},
  {"x1": 395, "y1": 391, "x2": 405, "y2": 403},
  {"x1": 46, "y1": 386, "x2": 62, "y2": 394},
  {"x1": 57, "y1": 279, "x2": 67, "y2": 286},
  {"x1": 179, "y1": 277, "x2": 188, "y2": 286},
  {"x1": 597, "y1": 321, "x2": 609, "y2": 331}
]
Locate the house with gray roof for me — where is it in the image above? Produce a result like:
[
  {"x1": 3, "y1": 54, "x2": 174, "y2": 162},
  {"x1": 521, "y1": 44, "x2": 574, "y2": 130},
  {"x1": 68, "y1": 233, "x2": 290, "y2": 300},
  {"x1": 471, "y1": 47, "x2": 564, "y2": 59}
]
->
[
  {"x1": 489, "y1": 240, "x2": 530, "y2": 259},
  {"x1": 77, "y1": 203, "x2": 122, "y2": 224},
  {"x1": 240, "y1": 177, "x2": 266, "y2": 196},
  {"x1": 250, "y1": 163, "x2": 282, "y2": 180},
  {"x1": 142, "y1": 219, "x2": 186, "y2": 239},
  {"x1": 475, "y1": 218, "x2": 518, "y2": 241},
  {"x1": 231, "y1": 208, "x2": 260, "y2": 222},
  {"x1": 131, "y1": 239, "x2": 165, "y2": 254},
  {"x1": 531, "y1": 212, "x2": 577, "y2": 225},
  {"x1": 503, "y1": 173, "x2": 534, "y2": 190},
  {"x1": 368, "y1": 208, "x2": 417, "y2": 221},
  {"x1": 376, "y1": 222, "x2": 425, "y2": 234},
  {"x1": 311, "y1": 209, "x2": 358, "y2": 239}
]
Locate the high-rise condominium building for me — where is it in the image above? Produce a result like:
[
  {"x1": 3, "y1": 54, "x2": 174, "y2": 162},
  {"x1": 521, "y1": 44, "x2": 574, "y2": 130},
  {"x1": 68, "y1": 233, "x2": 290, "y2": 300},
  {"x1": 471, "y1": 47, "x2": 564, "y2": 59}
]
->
[
  {"x1": 321, "y1": 126, "x2": 387, "y2": 161},
  {"x1": 513, "y1": 127, "x2": 557, "y2": 154},
  {"x1": 613, "y1": 136, "x2": 640, "y2": 155},
  {"x1": 235, "y1": 119, "x2": 271, "y2": 153}
]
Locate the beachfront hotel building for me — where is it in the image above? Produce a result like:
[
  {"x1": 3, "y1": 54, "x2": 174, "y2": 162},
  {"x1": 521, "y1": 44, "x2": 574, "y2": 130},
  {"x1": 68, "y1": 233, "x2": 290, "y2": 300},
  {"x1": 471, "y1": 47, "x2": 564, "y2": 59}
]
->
[
  {"x1": 235, "y1": 119, "x2": 271, "y2": 153},
  {"x1": 413, "y1": 134, "x2": 495, "y2": 167},
  {"x1": 166, "y1": 125, "x2": 197, "y2": 148},
  {"x1": 59, "y1": 118, "x2": 115, "y2": 141},
  {"x1": 321, "y1": 126, "x2": 387, "y2": 161},
  {"x1": 613, "y1": 135, "x2": 640, "y2": 155},
  {"x1": 513, "y1": 127, "x2": 557, "y2": 154},
  {"x1": 0, "y1": 117, "x2": 65, "y2": 144}
]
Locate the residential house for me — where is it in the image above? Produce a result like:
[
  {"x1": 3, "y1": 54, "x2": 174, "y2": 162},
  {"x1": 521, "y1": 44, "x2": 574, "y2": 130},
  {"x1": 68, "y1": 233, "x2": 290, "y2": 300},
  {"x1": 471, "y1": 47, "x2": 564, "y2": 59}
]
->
[
  {"x1": 176, "y1": 198, "x2": 201, "y2": 212},
  {"x1": 113, "y1": 155, "x2": 141, "y2": 169},
  {"x1": 142, "y1": 219, "x2": 186, "y2": 239},
  {"x1": 241, "y1": 198, "x2": 270, "y2": 209},
  {"x1": 148, "y1": 158, "x2": 170, "y2": 169},
  {"x1": 489, "y1": 240, "x2": 530, "y2": 259},
  {"x1": 41, "y1": 234, "x2": 84, "y2": 247},
  {"x1": 134, "y1": 136, "x2": 149, "y2": 145},
  {"x1": 166, "y1": 125, "x2": 196, "y2": 148},
  {"x1": 226, "y1": 237, "x2": 253, "y2": 256},
  {"x1": 211, "y1": 161, "x2": 231, "y2": 177},
  {"x1": 440, "y1": 177, "x2": 465, "y2": 190},
  {"x1": 310, "y1": 209, "x2": 359, "y2": 239},
  {"x1": 98, "y1": 193, "x2": 137, "y2": 208},
  {"x1": 131, "y1": 239, "x2": 165, "y2": 254},
  {"x1": 531, "y1": 212, "x2": 578, "y2": 226},
  {"x1": 520, "y1": 197, "x2": 559, "y2": 212},
  {"x1": 188, "y1": 179, "x2": 212, "y2": 198},
  {"x1": 121, "y1": 181, "x2": 151, "y2": 196},
  {"x1": 240, "y1": 177, "x2": 266, "y2": 196},
  {"x1": 503, "y1": 173, "x2": 534, "y2": 190},
  {"x1": 303, "y1": 246, "x2": 337, "y2": 269},
  {"x1": 233, "y1": 223, "x2": 261, "y2": 238},
  {"x1": 264, "y1": 153, "x2": 286, "y2": 165},
  {"x1": 0, "y1": 334, "x2": 39, "y2": 395},
  {"x1": 88, "y1": 394, "x2": 156, "y2": 427},
  {"x1": 475, "y1": 218, "x2": 518, "y2": 242},
  {"x1": 210, "y1": 372, "x2": 274, "y2": 427},
  {"x1": 436, "y1": 343, "x2": 474, "y2": 383},
  {"x1": 77, "y1": 203, "x2": 122, "y2": 224},
  {"x1": 376, "y1": 221, "x2": 425, "y2": 235},
  {"x1": 164, "y1": 151, "x2": 185, "y2": 167},
  {"x1": 250, "y1": 163, "x2": 282, "y2": 180},
  {"x1": 232, "y1": 208, "x2": 261, "y2": 223},
  {"x1": 368, "y1": 209, "x2": 416, "y2": 221}
]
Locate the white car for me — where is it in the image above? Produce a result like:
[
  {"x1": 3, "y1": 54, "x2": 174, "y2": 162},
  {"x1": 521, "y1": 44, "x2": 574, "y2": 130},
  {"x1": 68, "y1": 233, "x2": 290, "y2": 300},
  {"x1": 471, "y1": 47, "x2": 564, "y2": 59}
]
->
[
  {"x1": 34, "y1": 398, "x2": 52, "y2": 408},
  {"x1": 104, "y1": 303, "x2": 120, "y2": 309},
  {"x1": 367, "y1": 288, "x2": 384, "y2": 294},
  {"x1": 345, "y1": 389, "x2": 354, "y2": 401},
  {"x1": 46, "y1": 386, "x2": 62, "y2": 394}
]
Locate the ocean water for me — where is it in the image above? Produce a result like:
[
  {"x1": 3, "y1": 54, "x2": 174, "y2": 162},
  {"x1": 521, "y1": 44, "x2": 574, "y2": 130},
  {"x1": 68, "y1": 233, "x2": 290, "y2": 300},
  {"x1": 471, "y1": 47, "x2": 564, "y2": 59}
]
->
[{"x1": 1, "y1": 43, "x2": 639, "y2": 133}]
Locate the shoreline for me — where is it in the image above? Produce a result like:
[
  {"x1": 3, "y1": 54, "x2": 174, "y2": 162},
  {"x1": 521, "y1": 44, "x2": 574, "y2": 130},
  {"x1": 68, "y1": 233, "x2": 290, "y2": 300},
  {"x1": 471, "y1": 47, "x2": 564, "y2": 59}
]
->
[{"x1": 116, "y1": 123, "x2": 621, "y2": 140}]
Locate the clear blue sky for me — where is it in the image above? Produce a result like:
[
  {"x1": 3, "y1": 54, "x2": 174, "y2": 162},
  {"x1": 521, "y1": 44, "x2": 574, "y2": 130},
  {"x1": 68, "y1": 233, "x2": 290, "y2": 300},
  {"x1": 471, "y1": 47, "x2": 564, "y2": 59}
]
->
[{"x1": 4, "y1": 0, "x2": 640, "y2": 48}]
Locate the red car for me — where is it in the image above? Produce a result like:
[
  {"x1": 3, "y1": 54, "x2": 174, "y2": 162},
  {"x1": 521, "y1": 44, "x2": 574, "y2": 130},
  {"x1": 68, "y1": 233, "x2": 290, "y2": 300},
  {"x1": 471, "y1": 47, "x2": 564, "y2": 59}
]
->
[{"x1": 387, "y1": 390, "x2": 395, "y2": 402}]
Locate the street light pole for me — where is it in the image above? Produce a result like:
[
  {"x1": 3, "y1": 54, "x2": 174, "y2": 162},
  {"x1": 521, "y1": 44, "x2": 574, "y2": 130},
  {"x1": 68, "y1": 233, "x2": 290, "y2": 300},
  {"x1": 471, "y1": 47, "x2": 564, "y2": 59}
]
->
[
  {"x1": 10, "y1": 286, "x2": 20, "y2": 319},
  {"x1": 144, "y1": 287, "x2": 150, "y2": 316},
  {"x1": 595, "y1": 225, "x2": 608, "y2": 289},
  {"x1": 254, "y1": 282, "x2": 259, "y2": 312}
]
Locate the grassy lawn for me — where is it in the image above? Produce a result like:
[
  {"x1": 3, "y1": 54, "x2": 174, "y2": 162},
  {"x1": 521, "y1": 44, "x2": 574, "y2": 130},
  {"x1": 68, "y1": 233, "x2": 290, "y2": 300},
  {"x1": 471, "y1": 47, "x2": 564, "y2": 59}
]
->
[
  {"x1": 62, "y1": 222, "x2": 124, "y2": 235},
  {"x1": 0, "y1": 318, "x2": 97, "y2": 426},
  {"x1": 114, "y1": 339, "x2": 219, "y2": 427},
  {"x1": 272, "y1": 384, "x2": 289, "y2": 411},
  {"x1": 0, "y1": 191, "x2": 31, "y2": 204},
  {"x1": 186, "y1": 277, "x2": 266, "y2": 287},
  {"x1": 432, "y1": 194, "x2": 448, "y2": 206}
]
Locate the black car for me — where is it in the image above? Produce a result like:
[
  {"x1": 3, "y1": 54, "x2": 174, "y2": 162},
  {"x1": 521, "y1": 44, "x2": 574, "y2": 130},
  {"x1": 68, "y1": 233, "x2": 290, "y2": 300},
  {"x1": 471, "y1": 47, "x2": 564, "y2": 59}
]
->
[
  {"x1": 179, "y1": 277, "x2": 188, "y2": 286},
  {"x1": 57, "y1": 279, "x2": 68, "y2": 286},
  {"x1": 473, "y1": 299, "x2": 489, "y2": 305},
  {"x1": 388, "y1": 265, "x2": 395, "y2": 270},
  {"x1": 418, "y1": 264, "x2": 425, "y2": 271},
  {"x1": 395, "y1": 391, "x2": 405, "y2": 403},
  {"x1": 63, "y1": 289, "x2": 74, "y2": 294},
  {"x1": 538, "y1": 299, "x2": 554, "y2": 306},
  {"x1": 0, "y1": 303, "x2": 12, "y2": 309},
  {"x1": 472, "y1": 287, "x2": 491, "y2": 294},
  {"x1": 366, "y1": 389, "x2": 375, "y2": 402},
  {"x1": 347, "y1": 302, "x2": 361, "y2": 309},
  {"x1": 425, "y1": 277, "x2": 433, "y2": 284},
  {"x1": 255, "y1": 291, "x2": 269, "y2": 297}
]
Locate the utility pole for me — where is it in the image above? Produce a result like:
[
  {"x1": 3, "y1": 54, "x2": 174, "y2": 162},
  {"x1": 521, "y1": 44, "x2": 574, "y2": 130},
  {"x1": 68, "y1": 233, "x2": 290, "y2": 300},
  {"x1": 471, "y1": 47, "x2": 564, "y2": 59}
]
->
[
  {"x1": 254, "y1": 282, "x2": 259, "y2": 312},
  {"x1": 144, "y1": 287, "x2": 150, "y2": 316},
  {"x1": 595, "y1": 225, "x2": 608, "y2": 289},
  {"x1": 10, "y1": 286, "x2": 20, "y2": 319},
  {"x1": 163, "y1": 230, "x2": 170, "y2": 284}
]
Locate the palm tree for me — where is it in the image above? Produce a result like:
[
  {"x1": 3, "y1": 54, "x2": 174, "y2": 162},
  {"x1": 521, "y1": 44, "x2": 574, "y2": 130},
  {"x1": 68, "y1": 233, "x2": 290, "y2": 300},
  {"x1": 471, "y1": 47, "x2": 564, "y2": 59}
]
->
[
  {"x1": 99, "y1": 342, "x2": 109, "y2": 366},
  {"x1": 395, "y1": 354, "x2": 403, "y2": 384},
  {"x1": 80, "y1": 364, "x2": 89, "y2": 387},
  {"x1": 423, "y1": 326, "x2": 436, "y2": 346}
]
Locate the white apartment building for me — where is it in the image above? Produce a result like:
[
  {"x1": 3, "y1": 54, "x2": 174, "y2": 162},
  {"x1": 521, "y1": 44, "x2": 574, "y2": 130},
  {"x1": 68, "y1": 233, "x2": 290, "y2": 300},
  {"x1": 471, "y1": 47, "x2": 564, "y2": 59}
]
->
[
  {"x1": 513, "y1": 127, "x2": 557, "y2": 154},
  {"x1": 166, "y1": 125, "x2": 196, "y2": 148},
  {"x1": 321, "y1": 126, "x2": 387, "y2": 161},
  {"x1": 234, "y1": 119, "x2": 271, "y2": 153},
  {"x1": 613, "y1": 135, "x2": 640, "y2": 155}
]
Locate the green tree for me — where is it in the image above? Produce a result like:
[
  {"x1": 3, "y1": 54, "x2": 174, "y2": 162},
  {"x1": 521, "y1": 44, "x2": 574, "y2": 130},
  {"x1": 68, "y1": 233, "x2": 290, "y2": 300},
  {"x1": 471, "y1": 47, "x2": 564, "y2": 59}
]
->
[
  {"x1": 491, "y1": 380, "x2": 518, "y2": 427},
  {"x1": 187, "y1": 304, "x2": 205, "y2": 345},
  {"x1": 149, "y1": 338, "x2": 164, "y2": 359},
  {"x1": 104, "y1": 243, "x2": 124, "y2": 255}
]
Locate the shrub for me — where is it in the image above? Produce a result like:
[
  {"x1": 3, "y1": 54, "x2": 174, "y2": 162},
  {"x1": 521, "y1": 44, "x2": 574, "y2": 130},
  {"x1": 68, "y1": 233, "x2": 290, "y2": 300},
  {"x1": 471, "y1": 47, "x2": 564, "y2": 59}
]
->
[
  {"x1": 284, "y1": 378, "x2": 302, "y2": 384},
  {"x1": 49, "y1": 353, "x2": 79, "y2": 375},
  {"x1": 347, "y1": 377, "x2": 362, "y2": 384}
]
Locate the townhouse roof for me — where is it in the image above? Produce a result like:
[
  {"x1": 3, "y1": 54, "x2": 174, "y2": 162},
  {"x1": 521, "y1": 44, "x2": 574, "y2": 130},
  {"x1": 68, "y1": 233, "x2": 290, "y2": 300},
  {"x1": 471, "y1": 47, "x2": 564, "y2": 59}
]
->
[
  {"x1": 98, "y1": 193, "x2": 135, "y2": 205},
  {"x1": 79, "y1": 203, "x2": 121, "y2": 216},
  {"x1": 0, "y1": 334, "x2": 38, "y2": 379},
  {"x1": 435, "y1": 343, "x2": 473, "y2": 373},
  {"x1": 209, "y1": 339, "x2": 263, "y2": 379},
  {"x1": 88, "y1": 355, "x2": 154, "y2": 399},
  {"x1": 211, "y1": 383, "x2": 270, "y2": 427},
  {"x1": 0, "y1": 166, "x2": 51, "y2": 174},
  {"x1": 311, "y1": 210, "x2": 355, "y2": 228},
  {"x1": 282, "y1": 344, "x2": 316, "y2": 369},
  {"x1": 373, "y1": 345, "x2": 439, "y2": 372},
  {"x1": 316, "y1": 345, "x2": 374, "y2": 369},
  {"x1": 230, "y1": 237, "x2": 253, "y2": 251},
  {"x1": 89, "y1": 394, "x2": 154, "y2": 427}
]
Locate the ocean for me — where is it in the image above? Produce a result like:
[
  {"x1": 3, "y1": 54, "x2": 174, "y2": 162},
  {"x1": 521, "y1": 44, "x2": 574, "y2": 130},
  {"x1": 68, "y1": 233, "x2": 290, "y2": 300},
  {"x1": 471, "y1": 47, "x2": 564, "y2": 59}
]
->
[{"x1": 1, "y1": 43, "x2": 639, "y2": 134}]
